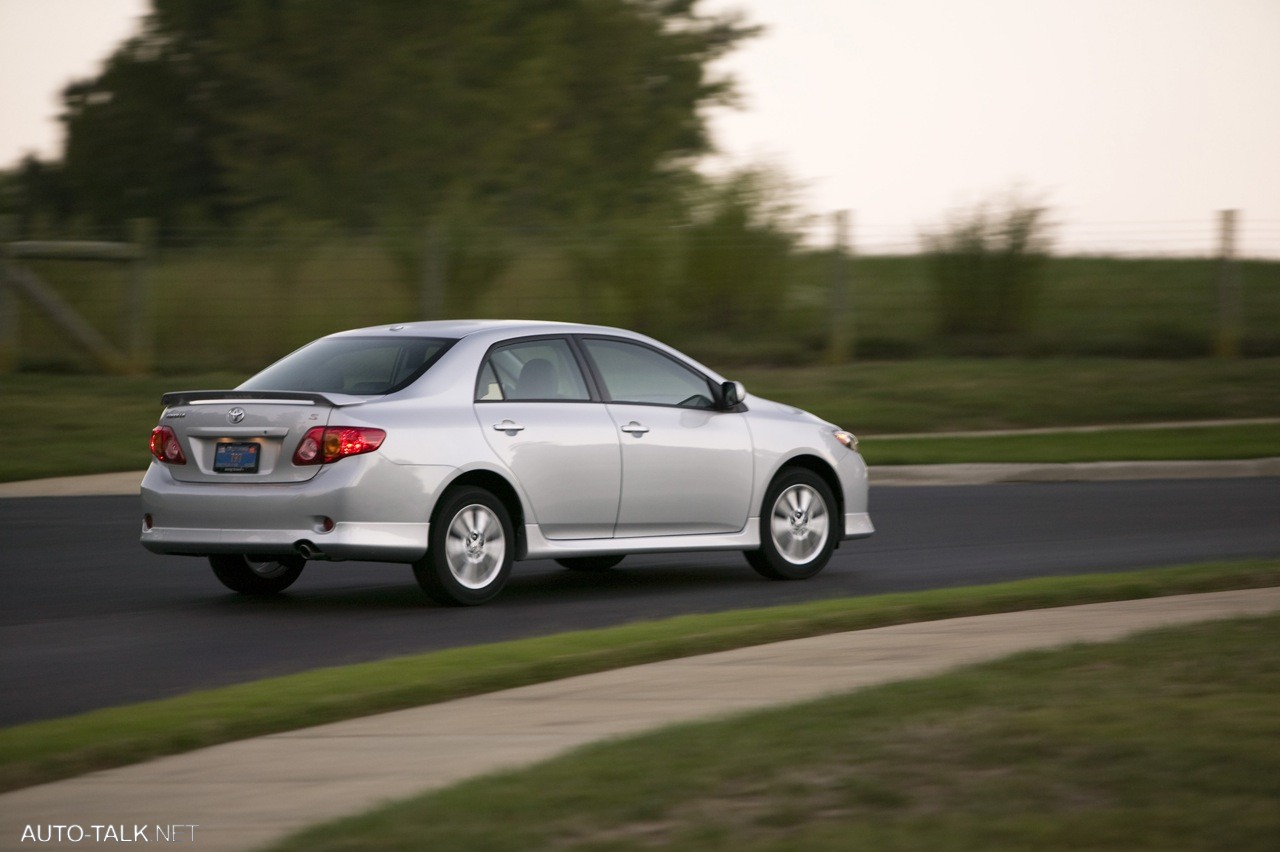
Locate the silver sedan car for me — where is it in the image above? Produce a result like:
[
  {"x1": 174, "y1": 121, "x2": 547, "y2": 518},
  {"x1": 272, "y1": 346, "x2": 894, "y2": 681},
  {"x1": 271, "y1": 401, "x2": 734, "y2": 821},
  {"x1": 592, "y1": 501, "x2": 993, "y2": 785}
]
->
[{"x1": 141, "y1": 320, "x2": 873, "y2": 605}]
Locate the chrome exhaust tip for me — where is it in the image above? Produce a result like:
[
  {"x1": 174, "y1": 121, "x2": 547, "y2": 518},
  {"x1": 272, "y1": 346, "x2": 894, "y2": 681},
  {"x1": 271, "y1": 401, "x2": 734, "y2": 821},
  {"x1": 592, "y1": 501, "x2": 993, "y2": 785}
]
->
[{"x1": 296, "y1": 541, "x2": 322, "y2": 560}]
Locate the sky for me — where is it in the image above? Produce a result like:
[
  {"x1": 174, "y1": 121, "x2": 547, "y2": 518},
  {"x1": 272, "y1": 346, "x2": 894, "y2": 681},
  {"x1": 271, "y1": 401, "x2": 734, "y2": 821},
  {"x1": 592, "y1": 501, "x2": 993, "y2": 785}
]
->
[{"x1": 2, "y1": 0, "x2": 1278, "y2": 256}]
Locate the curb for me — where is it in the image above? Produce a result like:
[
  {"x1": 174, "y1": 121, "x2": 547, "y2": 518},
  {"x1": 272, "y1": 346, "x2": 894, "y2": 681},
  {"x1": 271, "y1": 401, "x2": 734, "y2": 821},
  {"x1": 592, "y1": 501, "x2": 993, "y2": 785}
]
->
[
  {"x1": 0, "y1": 471, "x2": 145, "y2": 499},
  {"x1": 866, "y1": 417, "x2": 1280, "y2": 441}
]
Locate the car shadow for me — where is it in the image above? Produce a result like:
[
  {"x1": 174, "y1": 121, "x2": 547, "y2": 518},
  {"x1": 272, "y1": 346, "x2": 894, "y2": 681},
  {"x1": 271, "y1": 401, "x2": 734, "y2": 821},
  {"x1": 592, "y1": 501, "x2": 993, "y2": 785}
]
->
[{"x1": 193, "y1": 554, "x2": 776, "y2": 613}]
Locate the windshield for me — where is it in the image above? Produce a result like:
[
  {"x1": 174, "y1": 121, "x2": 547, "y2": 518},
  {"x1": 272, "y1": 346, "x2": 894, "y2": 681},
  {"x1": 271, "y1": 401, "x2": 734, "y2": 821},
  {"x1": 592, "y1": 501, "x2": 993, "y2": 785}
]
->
[{"x1": 239, "y1": 336, "x2": 454, "y2": 395}]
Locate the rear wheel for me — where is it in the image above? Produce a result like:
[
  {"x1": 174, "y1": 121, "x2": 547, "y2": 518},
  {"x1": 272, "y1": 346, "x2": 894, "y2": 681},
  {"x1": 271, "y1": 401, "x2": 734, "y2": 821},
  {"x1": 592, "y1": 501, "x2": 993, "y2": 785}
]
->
[
  {"x1": 745, "y1": 468, "x2": 837, "y2": 581},
  {"x1": 414, "y1": 486, "x2": 514, "y2": 606},
  {"x1": 209, "y1": 554, "x2": 305, "y2": 595},
  {"x1": 555, "y1": 555, "x2": 625, "y2": 572}
]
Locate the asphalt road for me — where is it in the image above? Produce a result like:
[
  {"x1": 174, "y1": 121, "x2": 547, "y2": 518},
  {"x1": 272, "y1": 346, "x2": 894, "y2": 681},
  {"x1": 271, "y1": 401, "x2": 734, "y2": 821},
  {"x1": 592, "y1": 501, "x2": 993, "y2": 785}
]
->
[{"x1": 3, "y1": 478, "x2": 1279, "y2": 725}]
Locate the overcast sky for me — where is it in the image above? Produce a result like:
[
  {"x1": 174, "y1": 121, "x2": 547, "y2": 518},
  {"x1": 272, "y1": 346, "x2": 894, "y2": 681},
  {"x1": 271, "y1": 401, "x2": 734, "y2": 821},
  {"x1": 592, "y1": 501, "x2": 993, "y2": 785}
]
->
[{"x1": 2, "y1": 0, "x2": 1278, "y2": 255}]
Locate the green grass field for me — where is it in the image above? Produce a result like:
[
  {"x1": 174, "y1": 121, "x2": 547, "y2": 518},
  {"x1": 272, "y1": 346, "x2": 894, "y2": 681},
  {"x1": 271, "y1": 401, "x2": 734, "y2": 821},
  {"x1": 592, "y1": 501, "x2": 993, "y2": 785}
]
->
[
  {"x1": 735, "y1": 357, "x2": 1280, "y2": 433},
  {"x1": 2, "y1": 359, "x2": 1279, "y2": 482},
  {"x1": 272, "y1": 613, "x2": 1280, "y2": 851}
]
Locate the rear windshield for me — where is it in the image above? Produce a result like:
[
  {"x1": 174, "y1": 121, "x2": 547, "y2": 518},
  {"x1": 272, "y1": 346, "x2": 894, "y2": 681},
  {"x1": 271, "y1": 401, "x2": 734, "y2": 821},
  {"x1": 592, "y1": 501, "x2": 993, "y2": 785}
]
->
[{"x1": 239, "y1": 336, "x2": 454, "y2": 395}]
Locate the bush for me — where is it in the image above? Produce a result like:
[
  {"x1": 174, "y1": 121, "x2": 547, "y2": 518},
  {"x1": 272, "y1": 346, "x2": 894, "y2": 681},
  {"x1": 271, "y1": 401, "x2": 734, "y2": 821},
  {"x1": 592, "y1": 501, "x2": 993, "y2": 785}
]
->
[{"x1": 923, "y1": 196, "x2": 1052, "y2": 341}]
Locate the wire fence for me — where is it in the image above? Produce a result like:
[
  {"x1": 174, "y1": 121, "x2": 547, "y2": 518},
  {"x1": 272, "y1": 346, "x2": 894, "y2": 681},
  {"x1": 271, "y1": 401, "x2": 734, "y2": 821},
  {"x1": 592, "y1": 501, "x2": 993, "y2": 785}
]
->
[
  {"x1": 2, "y1": 216, "x2": 1279, "y2": 374},
  {"x1": 850, "y1": 219, "x2": 1280, "y2": 259}
]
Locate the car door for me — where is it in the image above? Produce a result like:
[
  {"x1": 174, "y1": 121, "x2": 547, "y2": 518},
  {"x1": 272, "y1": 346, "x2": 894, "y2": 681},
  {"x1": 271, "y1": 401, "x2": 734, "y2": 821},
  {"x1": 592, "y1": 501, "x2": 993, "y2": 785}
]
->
[
  {"x1": 475, "y1": 337, "x2": 621, "y2": 540},
  {"x1": 579, "y1": 337, "x2": 754, "y2": 538}
]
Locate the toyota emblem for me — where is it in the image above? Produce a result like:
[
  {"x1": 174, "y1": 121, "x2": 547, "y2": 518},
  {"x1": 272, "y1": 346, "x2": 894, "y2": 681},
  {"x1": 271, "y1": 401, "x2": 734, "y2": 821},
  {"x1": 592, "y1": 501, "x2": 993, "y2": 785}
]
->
[{"x1": 226, "y1": 407, "x2": 246, "y2": 424}]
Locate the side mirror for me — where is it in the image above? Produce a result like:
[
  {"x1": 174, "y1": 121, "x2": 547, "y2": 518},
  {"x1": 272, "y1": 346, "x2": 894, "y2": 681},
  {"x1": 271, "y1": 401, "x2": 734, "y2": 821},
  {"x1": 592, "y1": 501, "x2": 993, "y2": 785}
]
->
[{"x1": 720, "y1": 380, "x2": 746, "y2": 409}]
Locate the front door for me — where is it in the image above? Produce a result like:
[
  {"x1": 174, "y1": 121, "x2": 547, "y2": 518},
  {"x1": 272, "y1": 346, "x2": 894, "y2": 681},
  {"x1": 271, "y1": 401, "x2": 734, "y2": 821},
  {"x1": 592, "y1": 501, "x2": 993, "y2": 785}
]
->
[{"x1": 580, "y1": 337, "x2": 753, "y2": 538}]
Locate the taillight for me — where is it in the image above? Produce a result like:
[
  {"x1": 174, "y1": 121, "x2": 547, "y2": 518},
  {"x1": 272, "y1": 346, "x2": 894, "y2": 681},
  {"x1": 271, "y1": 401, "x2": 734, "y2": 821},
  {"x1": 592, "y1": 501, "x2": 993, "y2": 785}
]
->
[
  {"x1": 293, "y1": 427, "x2": 386, "y2": 465},
  {"x1": 149, "y1": 426, "x2": 187, "y2": 465}
]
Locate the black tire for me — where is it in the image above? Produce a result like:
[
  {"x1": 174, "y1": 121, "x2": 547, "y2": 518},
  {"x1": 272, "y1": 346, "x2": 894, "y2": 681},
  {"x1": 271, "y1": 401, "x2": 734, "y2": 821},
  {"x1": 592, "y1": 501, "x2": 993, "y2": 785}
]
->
[
  {"x1": 555, "y1": 555, "x2": 625, "y2": 572},
  {"x1": 414, "y1": 486, "x2": 514, "y2": 606},
  {"x1": 745, "y1": 468, "x2": 838, "y2": 581},
  {"x1": 209, "y1": 554, "x2": 305, "y2": 595}
]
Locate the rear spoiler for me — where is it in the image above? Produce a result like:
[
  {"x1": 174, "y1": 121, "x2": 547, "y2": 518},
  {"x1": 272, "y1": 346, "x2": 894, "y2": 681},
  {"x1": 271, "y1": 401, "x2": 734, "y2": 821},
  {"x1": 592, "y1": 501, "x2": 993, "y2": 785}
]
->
[{"x1": 160, "y1": 390, "x2": 366, "y2": 407}]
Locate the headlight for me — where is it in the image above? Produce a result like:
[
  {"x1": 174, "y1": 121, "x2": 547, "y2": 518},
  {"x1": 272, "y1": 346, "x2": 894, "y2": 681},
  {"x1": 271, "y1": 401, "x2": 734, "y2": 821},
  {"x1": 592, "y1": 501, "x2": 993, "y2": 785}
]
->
[{"x1": 834, "y1": 430, "x2": 859, "y2": 452}]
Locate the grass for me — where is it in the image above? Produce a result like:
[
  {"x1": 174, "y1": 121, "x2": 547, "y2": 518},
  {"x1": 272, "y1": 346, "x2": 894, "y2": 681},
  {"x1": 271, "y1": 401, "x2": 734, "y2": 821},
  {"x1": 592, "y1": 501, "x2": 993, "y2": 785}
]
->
[
  {"x1": 861, "y1": 423, "x2": 1280, "y2": 466},
  {"x1": 3, "y1": 359, "x2": 1280, "y2": 482},
  {"x1": 735, "y1": 357, "x2": 1280, "y2": 434},
  {"x1": 0, "y1": 372, "x2": 241, "y2": 482},
  {"x1": 1, "y1": 560, "x2": 1277, "y2": 793},
  {"x1": 271, "y1": 613, "x2": 1280, "y2": 851}
]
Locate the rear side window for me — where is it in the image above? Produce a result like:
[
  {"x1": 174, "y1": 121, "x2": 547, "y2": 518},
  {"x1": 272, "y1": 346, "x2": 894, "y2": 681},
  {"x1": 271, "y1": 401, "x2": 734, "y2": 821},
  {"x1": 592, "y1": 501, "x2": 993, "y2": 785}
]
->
[
  {"x1": 240, "y1": 337, "x2": 453, "y2": 395},
  {"x1": 476, "y1": 339, "x2": 591, "y2": 401},
  {"x1": 581, "y1": 338, "x2": 715, "y2": 408}
]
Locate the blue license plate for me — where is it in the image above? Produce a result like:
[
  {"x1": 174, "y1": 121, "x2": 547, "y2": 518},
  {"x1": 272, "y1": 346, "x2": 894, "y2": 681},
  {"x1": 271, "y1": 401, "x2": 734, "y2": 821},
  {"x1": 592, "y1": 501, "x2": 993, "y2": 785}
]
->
[{"x1": 214, "y1": 442, "x2": 260, "y2": 474}]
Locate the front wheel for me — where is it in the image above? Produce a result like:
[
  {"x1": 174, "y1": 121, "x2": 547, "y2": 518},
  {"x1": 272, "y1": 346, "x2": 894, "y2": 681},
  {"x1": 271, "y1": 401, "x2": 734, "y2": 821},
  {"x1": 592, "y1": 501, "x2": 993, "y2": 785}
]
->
[
  {"x1": 209, "y1": 554, "x2": 305, "y2": 595},
  {"x1": 745, "y1": 469, "x2": 837, "y2": 581},
  {"x1": 414, "y1": 486, "x2": 514, "y2": 606}
]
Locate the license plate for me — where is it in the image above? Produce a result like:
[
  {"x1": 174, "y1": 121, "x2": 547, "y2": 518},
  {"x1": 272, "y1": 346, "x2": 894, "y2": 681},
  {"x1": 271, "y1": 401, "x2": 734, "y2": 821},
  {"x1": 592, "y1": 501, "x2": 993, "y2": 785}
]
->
[{"x1": 214, "y1": 442, "x2": 260, "y2": 474}]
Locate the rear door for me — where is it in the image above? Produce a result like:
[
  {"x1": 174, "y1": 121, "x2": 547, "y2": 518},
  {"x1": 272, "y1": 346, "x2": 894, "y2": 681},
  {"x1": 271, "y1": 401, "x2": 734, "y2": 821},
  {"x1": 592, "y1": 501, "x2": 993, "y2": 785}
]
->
[{"x1": 476, "y1": 337, "x2": 621, "y2": 540}]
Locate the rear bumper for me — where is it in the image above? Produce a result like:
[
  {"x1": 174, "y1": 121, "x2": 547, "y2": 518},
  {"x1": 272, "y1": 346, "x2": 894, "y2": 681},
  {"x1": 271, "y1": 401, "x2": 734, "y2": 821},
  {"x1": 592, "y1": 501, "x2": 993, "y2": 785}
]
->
[
  {"x1": 140, "y1": 522, "x2": 429, "y2": 562},
  {"x1": 139, "y1": 459, "x2": 453, "y2": 563}
]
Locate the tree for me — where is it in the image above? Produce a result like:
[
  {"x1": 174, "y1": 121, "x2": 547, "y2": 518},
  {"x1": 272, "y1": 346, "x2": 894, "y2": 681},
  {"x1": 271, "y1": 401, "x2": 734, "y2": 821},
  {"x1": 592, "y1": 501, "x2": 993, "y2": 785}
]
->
[
  {"x1": 57, "y1": 0, "x2": 757, "y2": 230},
  {"x1": 1, "y1": 156, "x2": 73, "y2": 234},
  {"x1": 59, "y1": 27, "x2": 228, "y2": 231}
]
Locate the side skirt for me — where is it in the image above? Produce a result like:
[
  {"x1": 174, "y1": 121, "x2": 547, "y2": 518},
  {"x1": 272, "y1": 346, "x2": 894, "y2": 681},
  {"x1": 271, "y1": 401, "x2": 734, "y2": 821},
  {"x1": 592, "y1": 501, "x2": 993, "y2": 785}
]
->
[{"x1": 521, "y1": 522, "x2": 761, "y2": 561}]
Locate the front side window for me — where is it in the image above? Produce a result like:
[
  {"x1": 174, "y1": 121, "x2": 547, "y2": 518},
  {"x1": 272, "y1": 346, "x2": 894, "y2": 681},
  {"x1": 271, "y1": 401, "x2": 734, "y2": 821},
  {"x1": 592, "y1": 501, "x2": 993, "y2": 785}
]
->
[
  {"x1": 240, "y1": 337, "x2": 453, "y2": 395},
  {"x1": 476, "y1": 338, "x2": 591, "y2": 401},
  {"x1": 581, "y1": 338, "x2": 715, "y2": 409}
]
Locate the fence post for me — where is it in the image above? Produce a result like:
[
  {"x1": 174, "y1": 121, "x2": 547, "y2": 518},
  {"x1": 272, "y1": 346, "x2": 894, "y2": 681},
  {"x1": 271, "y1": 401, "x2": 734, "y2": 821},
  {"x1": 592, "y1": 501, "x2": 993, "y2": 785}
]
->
[
  {"x1": 0, "y1": 217, "x2": 16, "y2": 372},
  {"x1": 1213, "y1": 210, "x2": 1241, "y2": 359},
  {"x1": 126, "y1": 218, "x2": 155, "y2": 373},
  {"x1": 826, "y1": 210, "x2": 853, "y2": 364}
]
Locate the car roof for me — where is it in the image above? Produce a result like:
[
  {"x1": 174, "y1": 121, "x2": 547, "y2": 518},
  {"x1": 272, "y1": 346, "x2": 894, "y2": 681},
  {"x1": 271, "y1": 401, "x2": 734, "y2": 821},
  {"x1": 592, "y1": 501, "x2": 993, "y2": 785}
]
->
[{"x1": 330, "y1": 319, "x2": 646, "y2": 345}]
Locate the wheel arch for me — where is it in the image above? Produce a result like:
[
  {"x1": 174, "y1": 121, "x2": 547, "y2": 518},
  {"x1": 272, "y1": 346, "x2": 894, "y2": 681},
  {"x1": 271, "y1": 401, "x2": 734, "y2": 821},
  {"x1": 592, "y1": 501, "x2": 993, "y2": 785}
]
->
[
  {"x1": 436, "y1": 469, "x2": 528, "y2": 559},
  {"x1": 768, "y1": 454, "x2": 844, "y2": 542}
]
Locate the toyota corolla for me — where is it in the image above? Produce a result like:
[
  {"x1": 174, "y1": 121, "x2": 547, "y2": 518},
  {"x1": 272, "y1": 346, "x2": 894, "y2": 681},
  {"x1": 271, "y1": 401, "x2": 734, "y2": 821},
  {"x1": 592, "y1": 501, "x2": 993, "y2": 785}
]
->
[{"x1": 141, "y1": 320, "x2": 873, "y2": 605}]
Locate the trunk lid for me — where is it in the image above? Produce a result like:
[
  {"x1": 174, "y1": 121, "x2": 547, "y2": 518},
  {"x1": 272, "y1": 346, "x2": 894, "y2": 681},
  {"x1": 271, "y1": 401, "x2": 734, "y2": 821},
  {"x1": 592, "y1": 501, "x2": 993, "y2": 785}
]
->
[{"x1": 157, "y1": 391, "x2": 353, "y2": 484}]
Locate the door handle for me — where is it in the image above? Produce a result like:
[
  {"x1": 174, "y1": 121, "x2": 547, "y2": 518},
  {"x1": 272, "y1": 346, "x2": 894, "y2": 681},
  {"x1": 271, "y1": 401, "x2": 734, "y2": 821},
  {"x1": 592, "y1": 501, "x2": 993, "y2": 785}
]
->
[
  {"x1": 620, "y1": 421, "x2": 649, "y2": 435},
  {"x1": 493, "y1": 420, "x2": 526, "y2": 433}
]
